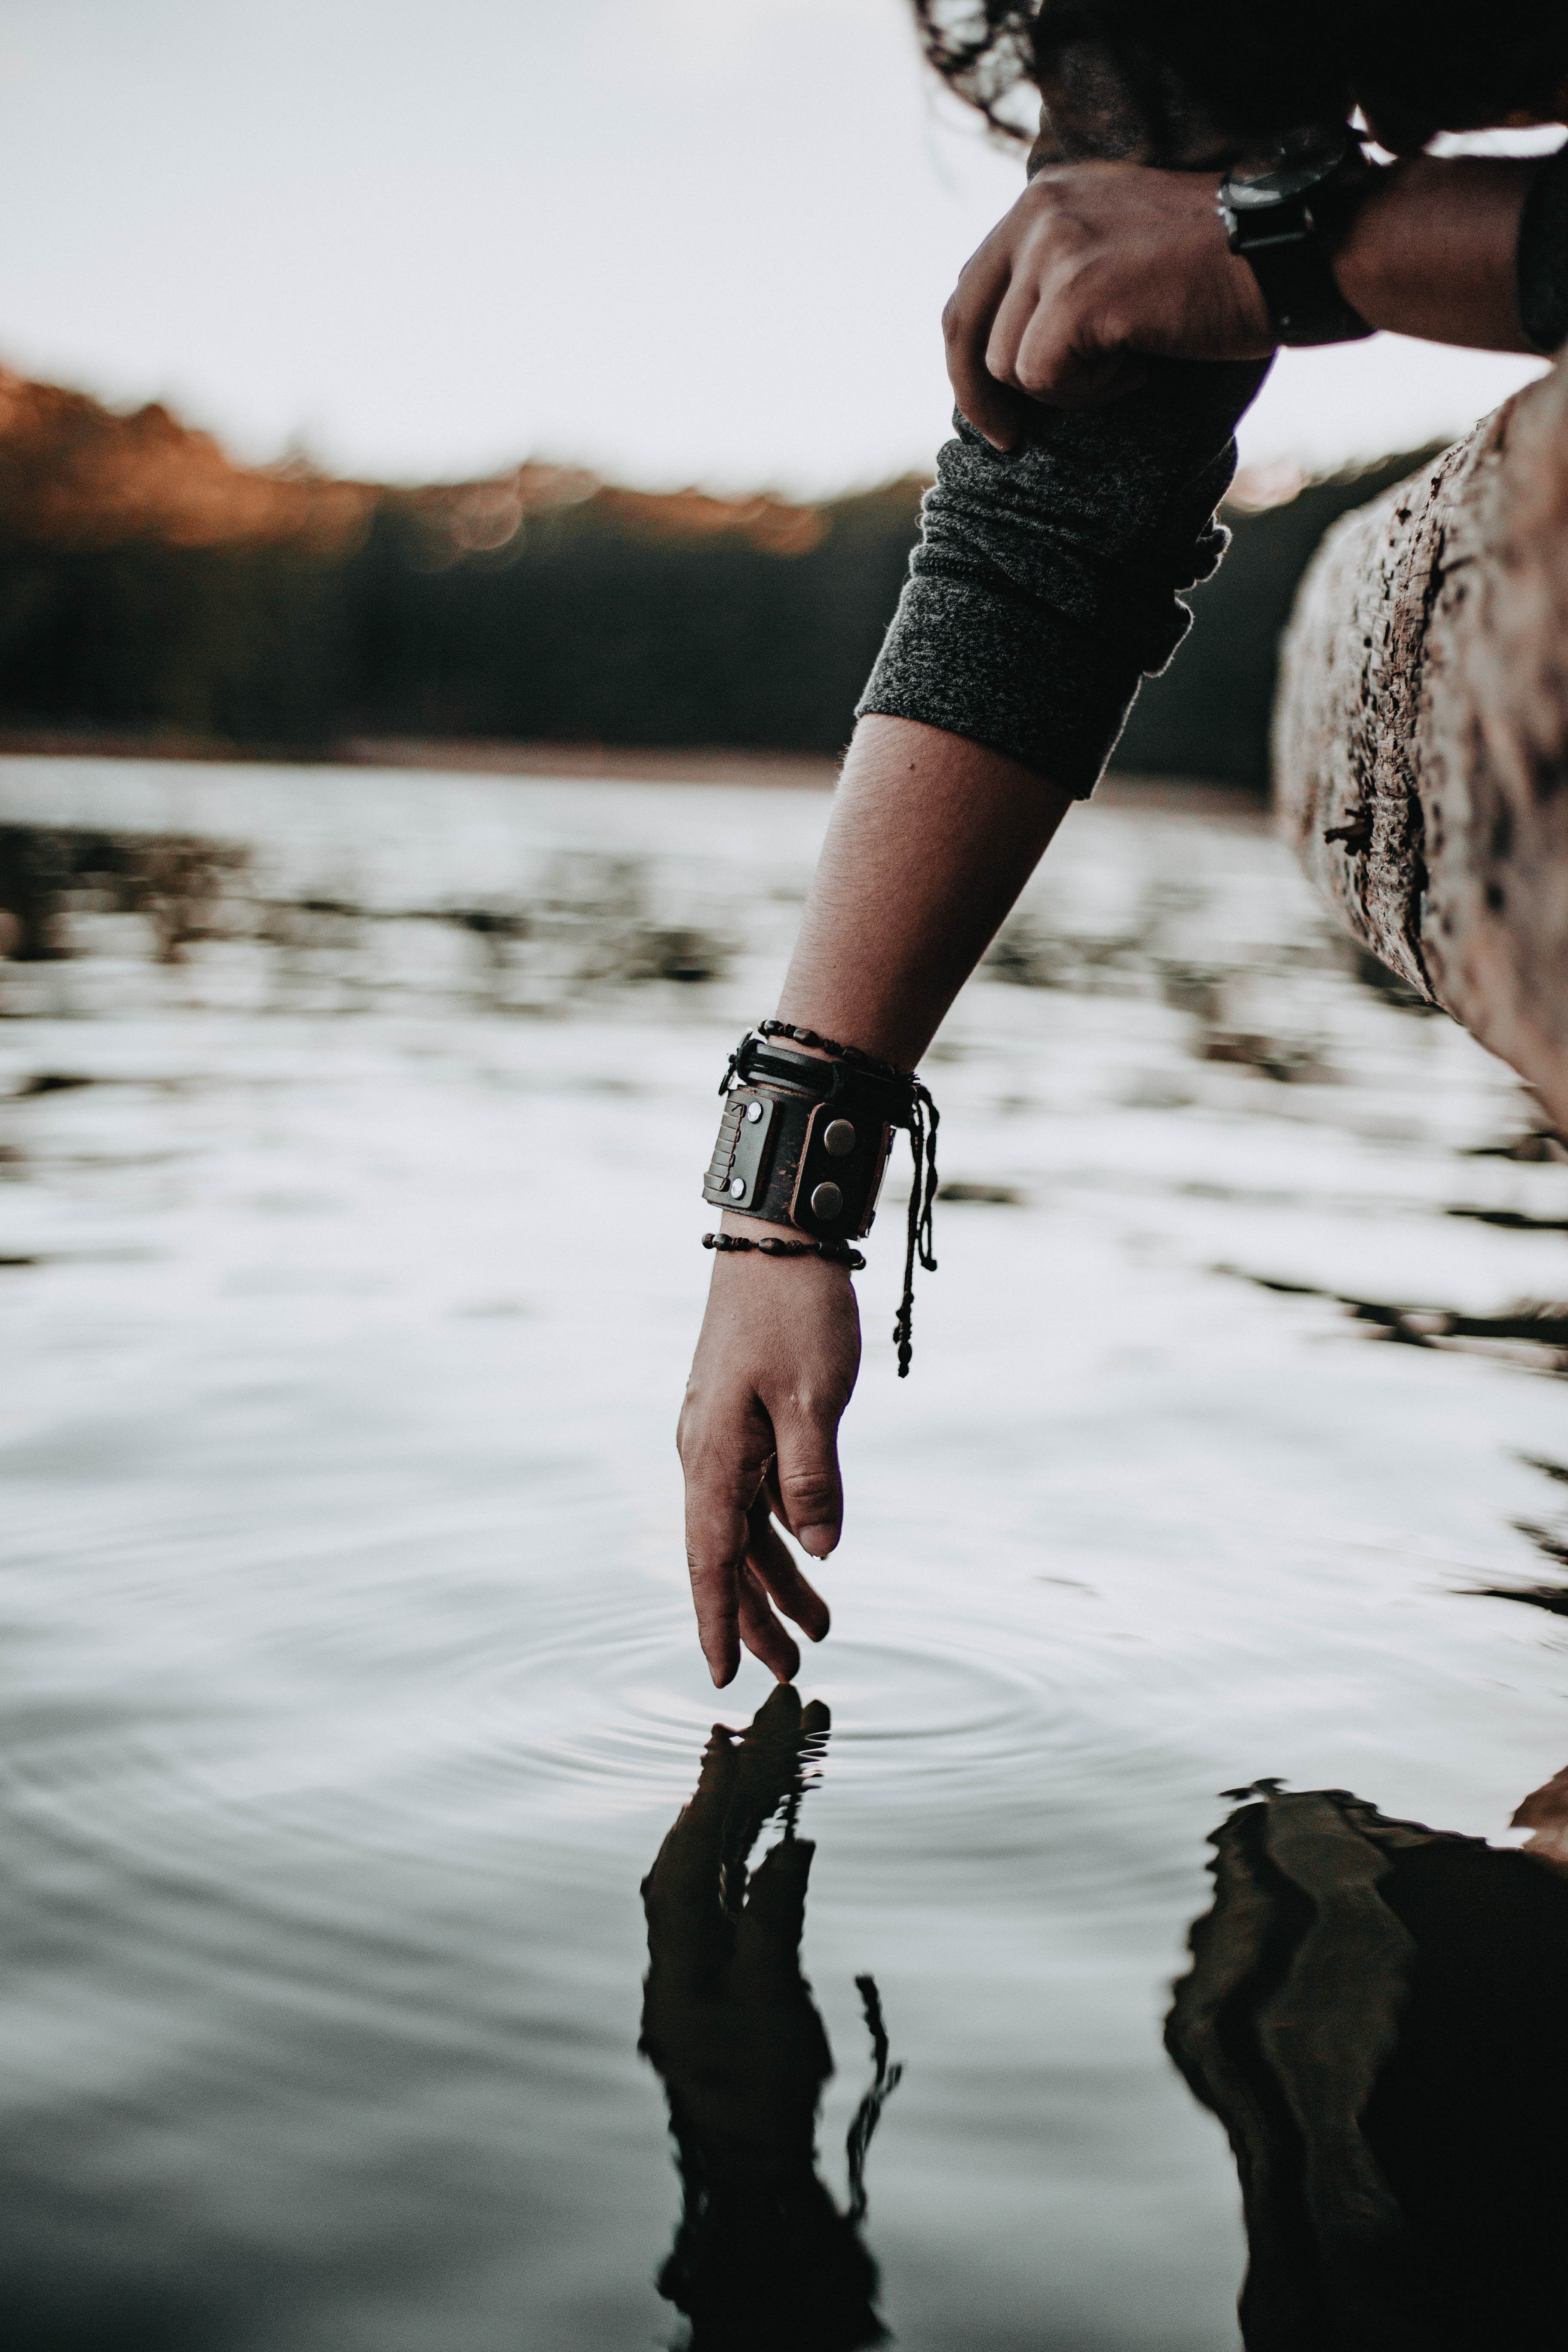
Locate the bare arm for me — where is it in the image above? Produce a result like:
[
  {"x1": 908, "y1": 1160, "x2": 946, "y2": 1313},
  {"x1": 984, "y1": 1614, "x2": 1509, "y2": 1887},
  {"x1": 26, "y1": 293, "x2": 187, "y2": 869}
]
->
[
  {"x1": 1333, "y1": 156, "x2": 1538, "y2": 351},
  {"x1": 775, "y1": 716, "x2": 1074, "y2": 1068},
  {"x1": 677, "y1": 716, "x2": 1073, "y2": 1687}
]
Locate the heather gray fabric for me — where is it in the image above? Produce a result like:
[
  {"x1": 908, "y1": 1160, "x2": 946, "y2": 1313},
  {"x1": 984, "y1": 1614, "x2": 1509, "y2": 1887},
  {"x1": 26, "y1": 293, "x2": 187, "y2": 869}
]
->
[
  {"x1": 856, "y1": 355, "x2": 1270, "y2": 795},
  {"x1": 1519, "y1": 145, "x2": 1568, "y2": 355},
  {"x1": 861, "y1": 146, "x2": 1568, "y2": 800}
]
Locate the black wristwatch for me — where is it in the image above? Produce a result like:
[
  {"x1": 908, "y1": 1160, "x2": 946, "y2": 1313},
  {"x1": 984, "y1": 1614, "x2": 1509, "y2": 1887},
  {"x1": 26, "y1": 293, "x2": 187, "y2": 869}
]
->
[{"x1": 1218, "y1": 125, "x2": 1375, "y2": 347}]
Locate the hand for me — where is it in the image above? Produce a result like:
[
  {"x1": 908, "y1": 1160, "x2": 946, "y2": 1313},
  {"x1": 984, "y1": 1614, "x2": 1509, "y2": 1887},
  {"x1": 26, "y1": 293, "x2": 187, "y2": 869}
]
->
[
  {"x1": 677, "y1": 1226, "x2": 859, "y2": 1687},
  {"x1": 943, "y1": 159, "x2": 1274, "y2": 444}
]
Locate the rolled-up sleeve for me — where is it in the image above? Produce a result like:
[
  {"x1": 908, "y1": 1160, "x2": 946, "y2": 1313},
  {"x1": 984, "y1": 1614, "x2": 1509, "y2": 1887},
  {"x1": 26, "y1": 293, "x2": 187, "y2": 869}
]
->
[{"x1": 857, "y1": 355, "x2": 1271, "y2": 794}]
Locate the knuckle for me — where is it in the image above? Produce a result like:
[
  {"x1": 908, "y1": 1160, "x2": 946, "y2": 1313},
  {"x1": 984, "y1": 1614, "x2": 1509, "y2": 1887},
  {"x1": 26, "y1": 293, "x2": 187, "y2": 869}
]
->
[
  {"x1": 781, "y1": 1380, "x2": 848, "y2": 1427},
  {"x1": 696, "y1": 1431, "x2": 763, "y2": 1486},
  {"x1": 677, "y1": 1406, "x2": 766, "y2": 1490},
  {"x1": 776, "y1": 1465, "x2": 839, "y2": 1519},
  {"x1": 1014, "y1": 349, "x2": 1057, "y2": 397}
]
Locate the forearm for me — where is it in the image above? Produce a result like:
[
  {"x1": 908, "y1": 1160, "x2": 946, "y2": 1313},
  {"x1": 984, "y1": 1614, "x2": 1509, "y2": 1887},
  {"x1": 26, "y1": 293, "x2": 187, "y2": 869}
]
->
[
  {"x1": 1333, "y1": 156, "x2": 1539, "y2": 351},
  {"x1": 772, "y1": 714, "x2": 1074, "y2": 1072},
  {"x1": 689, "y1": 710, "x2": 1064, "y2": 1677}
]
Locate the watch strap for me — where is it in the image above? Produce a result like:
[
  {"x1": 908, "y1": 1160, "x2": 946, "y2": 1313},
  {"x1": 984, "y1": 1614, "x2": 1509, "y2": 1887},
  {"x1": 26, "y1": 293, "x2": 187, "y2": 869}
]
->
[
  {"x1": 1220, "y1": 139, "x2": 1375, "y2": 349},
  {"x1": 1235, "y1": 223, "x2": 1373, "y2": 347}
]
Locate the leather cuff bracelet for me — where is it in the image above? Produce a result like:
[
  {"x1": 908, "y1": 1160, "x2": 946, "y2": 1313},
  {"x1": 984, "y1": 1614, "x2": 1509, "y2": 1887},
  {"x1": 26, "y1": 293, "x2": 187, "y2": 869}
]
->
[
  {"x1": 702, "y1": 1026, "x2": 940, "y2": 1375},
  {"x1": 703, "y1": 1035, "x2": 901, "y2": 1240}
]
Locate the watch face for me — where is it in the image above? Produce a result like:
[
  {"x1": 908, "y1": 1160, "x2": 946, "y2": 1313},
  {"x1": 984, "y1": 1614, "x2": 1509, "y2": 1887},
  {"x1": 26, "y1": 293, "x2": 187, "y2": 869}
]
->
[{"x1": 1226, "y1": 124, "x2": 1354, "y2": 207}]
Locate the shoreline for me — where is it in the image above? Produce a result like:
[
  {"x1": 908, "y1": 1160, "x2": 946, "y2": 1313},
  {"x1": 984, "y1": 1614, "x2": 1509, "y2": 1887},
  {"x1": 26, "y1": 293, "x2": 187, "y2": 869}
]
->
[{"x1": 0, "y1": 726, "x2": 1266, "y2": 814}]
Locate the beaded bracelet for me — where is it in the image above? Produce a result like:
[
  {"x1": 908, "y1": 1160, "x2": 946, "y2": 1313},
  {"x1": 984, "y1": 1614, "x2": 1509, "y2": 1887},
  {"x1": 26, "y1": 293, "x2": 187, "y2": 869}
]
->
[
  {"x1": 754, "y1": 1018, "x2": 906, "y2": 1083},
  {"x1": 703, "y1": 1231, "x2": 867, "y2": 1270}
]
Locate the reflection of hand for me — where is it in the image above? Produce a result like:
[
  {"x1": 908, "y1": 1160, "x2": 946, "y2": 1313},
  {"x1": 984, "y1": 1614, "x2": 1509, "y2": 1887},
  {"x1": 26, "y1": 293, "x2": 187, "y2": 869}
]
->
[
  {"x1": 640, "y1": 1687, "x2": 888, "y2": 2352},
  {"x1": 641, "y1": 1686, "x2": 833, "y2": 2169},
  {"x1": 677, "y1": 1246, "x2": 855, "y2": 1687}
]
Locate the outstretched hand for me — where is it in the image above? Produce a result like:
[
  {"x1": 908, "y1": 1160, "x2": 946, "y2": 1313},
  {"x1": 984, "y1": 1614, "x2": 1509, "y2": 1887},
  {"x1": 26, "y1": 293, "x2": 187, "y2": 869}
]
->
[
  {"x1": 677, "y1": 1237, "x2": 859, "y2": 1687},
  {"x1": 943, "y1": 160, "x2": 1274, "y2": 444}
]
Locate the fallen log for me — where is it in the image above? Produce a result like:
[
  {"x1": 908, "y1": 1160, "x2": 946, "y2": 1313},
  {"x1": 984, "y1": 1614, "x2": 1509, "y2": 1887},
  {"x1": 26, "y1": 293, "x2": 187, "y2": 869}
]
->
[{"x1": 1274, "y1": 358, "x2": 1568, "y2": 1127}]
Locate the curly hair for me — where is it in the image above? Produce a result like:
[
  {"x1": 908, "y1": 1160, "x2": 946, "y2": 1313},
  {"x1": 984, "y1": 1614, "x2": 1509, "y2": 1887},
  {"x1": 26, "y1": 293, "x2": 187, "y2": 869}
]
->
[
  {"x1": 907, "y1": 0, "x2": 1039, "y2": 138},
  {"x1": 909, "y1": 0, "x2": 1568, "y2": 151}
]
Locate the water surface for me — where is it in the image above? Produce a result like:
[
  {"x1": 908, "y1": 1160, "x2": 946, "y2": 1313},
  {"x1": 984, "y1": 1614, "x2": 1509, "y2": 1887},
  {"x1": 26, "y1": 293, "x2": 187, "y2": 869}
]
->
[{"x1": 2, "y1": 756, "x2": 1566, "y2": 2349}]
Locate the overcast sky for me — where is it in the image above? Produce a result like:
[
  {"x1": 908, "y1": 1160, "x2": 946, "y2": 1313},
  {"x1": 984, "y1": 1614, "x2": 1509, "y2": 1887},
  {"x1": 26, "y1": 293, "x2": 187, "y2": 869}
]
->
[{"x1": 0, "y1": 0, "x2": 1552, "y2": 493}]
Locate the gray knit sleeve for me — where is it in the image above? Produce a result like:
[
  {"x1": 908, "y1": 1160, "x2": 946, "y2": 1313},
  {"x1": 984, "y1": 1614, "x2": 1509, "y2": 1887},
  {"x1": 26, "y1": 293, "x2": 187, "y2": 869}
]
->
[
  {"x1": 1519, "y1": 146, "x2": 1568, "y2": 355},
  {"x1": 857, "y1": 355, "x2": 1270, "y2": 795}
]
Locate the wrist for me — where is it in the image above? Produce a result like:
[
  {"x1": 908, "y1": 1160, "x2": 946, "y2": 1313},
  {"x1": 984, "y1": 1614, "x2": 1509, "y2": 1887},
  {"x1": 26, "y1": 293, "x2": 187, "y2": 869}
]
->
[
  {"x1": 1332, "y1": 156, "x2": 1537, "y2": 351},
  {"x1": 1331, "y1": 157, "x2": 1424, "y2": 322},
  {"x1": 701, "y1": 1021, "x2": 940, "y2": 1369}
]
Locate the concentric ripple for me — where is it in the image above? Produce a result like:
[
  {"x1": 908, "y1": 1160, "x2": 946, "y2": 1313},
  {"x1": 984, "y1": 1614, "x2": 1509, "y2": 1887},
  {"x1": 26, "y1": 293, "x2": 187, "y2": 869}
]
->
[{"x1": 476, "y1": 1618, "x2": 1057, "y2": 1807}]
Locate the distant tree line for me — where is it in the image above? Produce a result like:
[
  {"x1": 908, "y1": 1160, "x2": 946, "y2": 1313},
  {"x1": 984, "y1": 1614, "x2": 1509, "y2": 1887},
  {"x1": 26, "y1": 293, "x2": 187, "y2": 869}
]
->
[{"x1": 0, "y1": 368, "x2": 1436, "y2": 792}]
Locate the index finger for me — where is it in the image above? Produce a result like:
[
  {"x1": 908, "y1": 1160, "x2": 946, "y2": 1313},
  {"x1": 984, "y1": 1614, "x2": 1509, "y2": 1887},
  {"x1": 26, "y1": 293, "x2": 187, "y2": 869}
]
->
[
  {"x1": 680, "y1": 1410, "x2": 770, "y2": 1687},
  {"x1": 943, "y1": 257, "x2": 1032, "y2": 451}
]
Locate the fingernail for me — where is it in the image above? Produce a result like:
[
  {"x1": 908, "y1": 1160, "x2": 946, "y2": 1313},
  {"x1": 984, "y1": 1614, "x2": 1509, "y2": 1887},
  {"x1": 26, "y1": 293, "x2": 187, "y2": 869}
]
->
[{"x1": 797, "y1": 1525, "x2": 838, "y2": 1559}]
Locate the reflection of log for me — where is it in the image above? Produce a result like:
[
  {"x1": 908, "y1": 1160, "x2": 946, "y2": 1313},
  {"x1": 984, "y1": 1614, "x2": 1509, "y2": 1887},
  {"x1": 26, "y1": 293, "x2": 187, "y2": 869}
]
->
[{"x1": 1274, "y1": 359, "x2": 1568, "y2": 1128}]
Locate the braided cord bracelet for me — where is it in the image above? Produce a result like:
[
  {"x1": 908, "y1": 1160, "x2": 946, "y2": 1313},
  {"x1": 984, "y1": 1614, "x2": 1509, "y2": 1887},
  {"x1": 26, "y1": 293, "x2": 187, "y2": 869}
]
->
[
  {"x1": 754, "y1": 1017, "x2": 906, "y2": 1083},
  {"x1": 755, "y1": 1021, "x2": 939, "y2": 1370}
]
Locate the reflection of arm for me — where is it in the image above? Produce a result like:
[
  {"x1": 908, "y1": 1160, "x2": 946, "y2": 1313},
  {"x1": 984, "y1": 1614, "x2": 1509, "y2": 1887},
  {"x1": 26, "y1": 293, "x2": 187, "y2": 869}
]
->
[{"x1": 1168, "y1": 1785, "x2": 1568, "y2": 2348}]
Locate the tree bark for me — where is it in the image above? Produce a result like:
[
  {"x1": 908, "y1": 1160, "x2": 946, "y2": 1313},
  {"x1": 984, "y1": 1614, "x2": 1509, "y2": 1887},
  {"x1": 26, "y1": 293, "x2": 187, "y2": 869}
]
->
[{"x1": 1274, "y1": 357, "x2": 1568, "y2": 1127}]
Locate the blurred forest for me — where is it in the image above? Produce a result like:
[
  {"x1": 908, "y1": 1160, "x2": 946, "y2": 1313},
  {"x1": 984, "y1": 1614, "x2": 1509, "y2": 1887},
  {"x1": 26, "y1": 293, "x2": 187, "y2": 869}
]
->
[{"x1": 0, "y1": 368, "x2": 1434, "y2": 791}]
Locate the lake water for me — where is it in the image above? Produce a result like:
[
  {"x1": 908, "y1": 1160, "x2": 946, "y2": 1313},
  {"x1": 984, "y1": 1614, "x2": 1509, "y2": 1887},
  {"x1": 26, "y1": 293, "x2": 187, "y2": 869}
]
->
[{"x1": 2, "y1": 754, "x2": 1567, "y2": 2351}]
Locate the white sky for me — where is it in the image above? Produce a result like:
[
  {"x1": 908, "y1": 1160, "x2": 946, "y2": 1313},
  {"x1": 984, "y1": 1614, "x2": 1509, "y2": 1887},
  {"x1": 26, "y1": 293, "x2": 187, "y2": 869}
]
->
[{"x1": 0, "y1": 0, "x2": 1551, "y2": 493}]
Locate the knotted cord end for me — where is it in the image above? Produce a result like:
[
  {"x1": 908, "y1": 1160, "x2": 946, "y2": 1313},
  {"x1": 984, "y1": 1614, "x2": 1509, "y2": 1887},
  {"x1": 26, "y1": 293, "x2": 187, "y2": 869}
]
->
[{"x1": 894, "y1": 1083, "x2": 940, "y2": 1375}]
